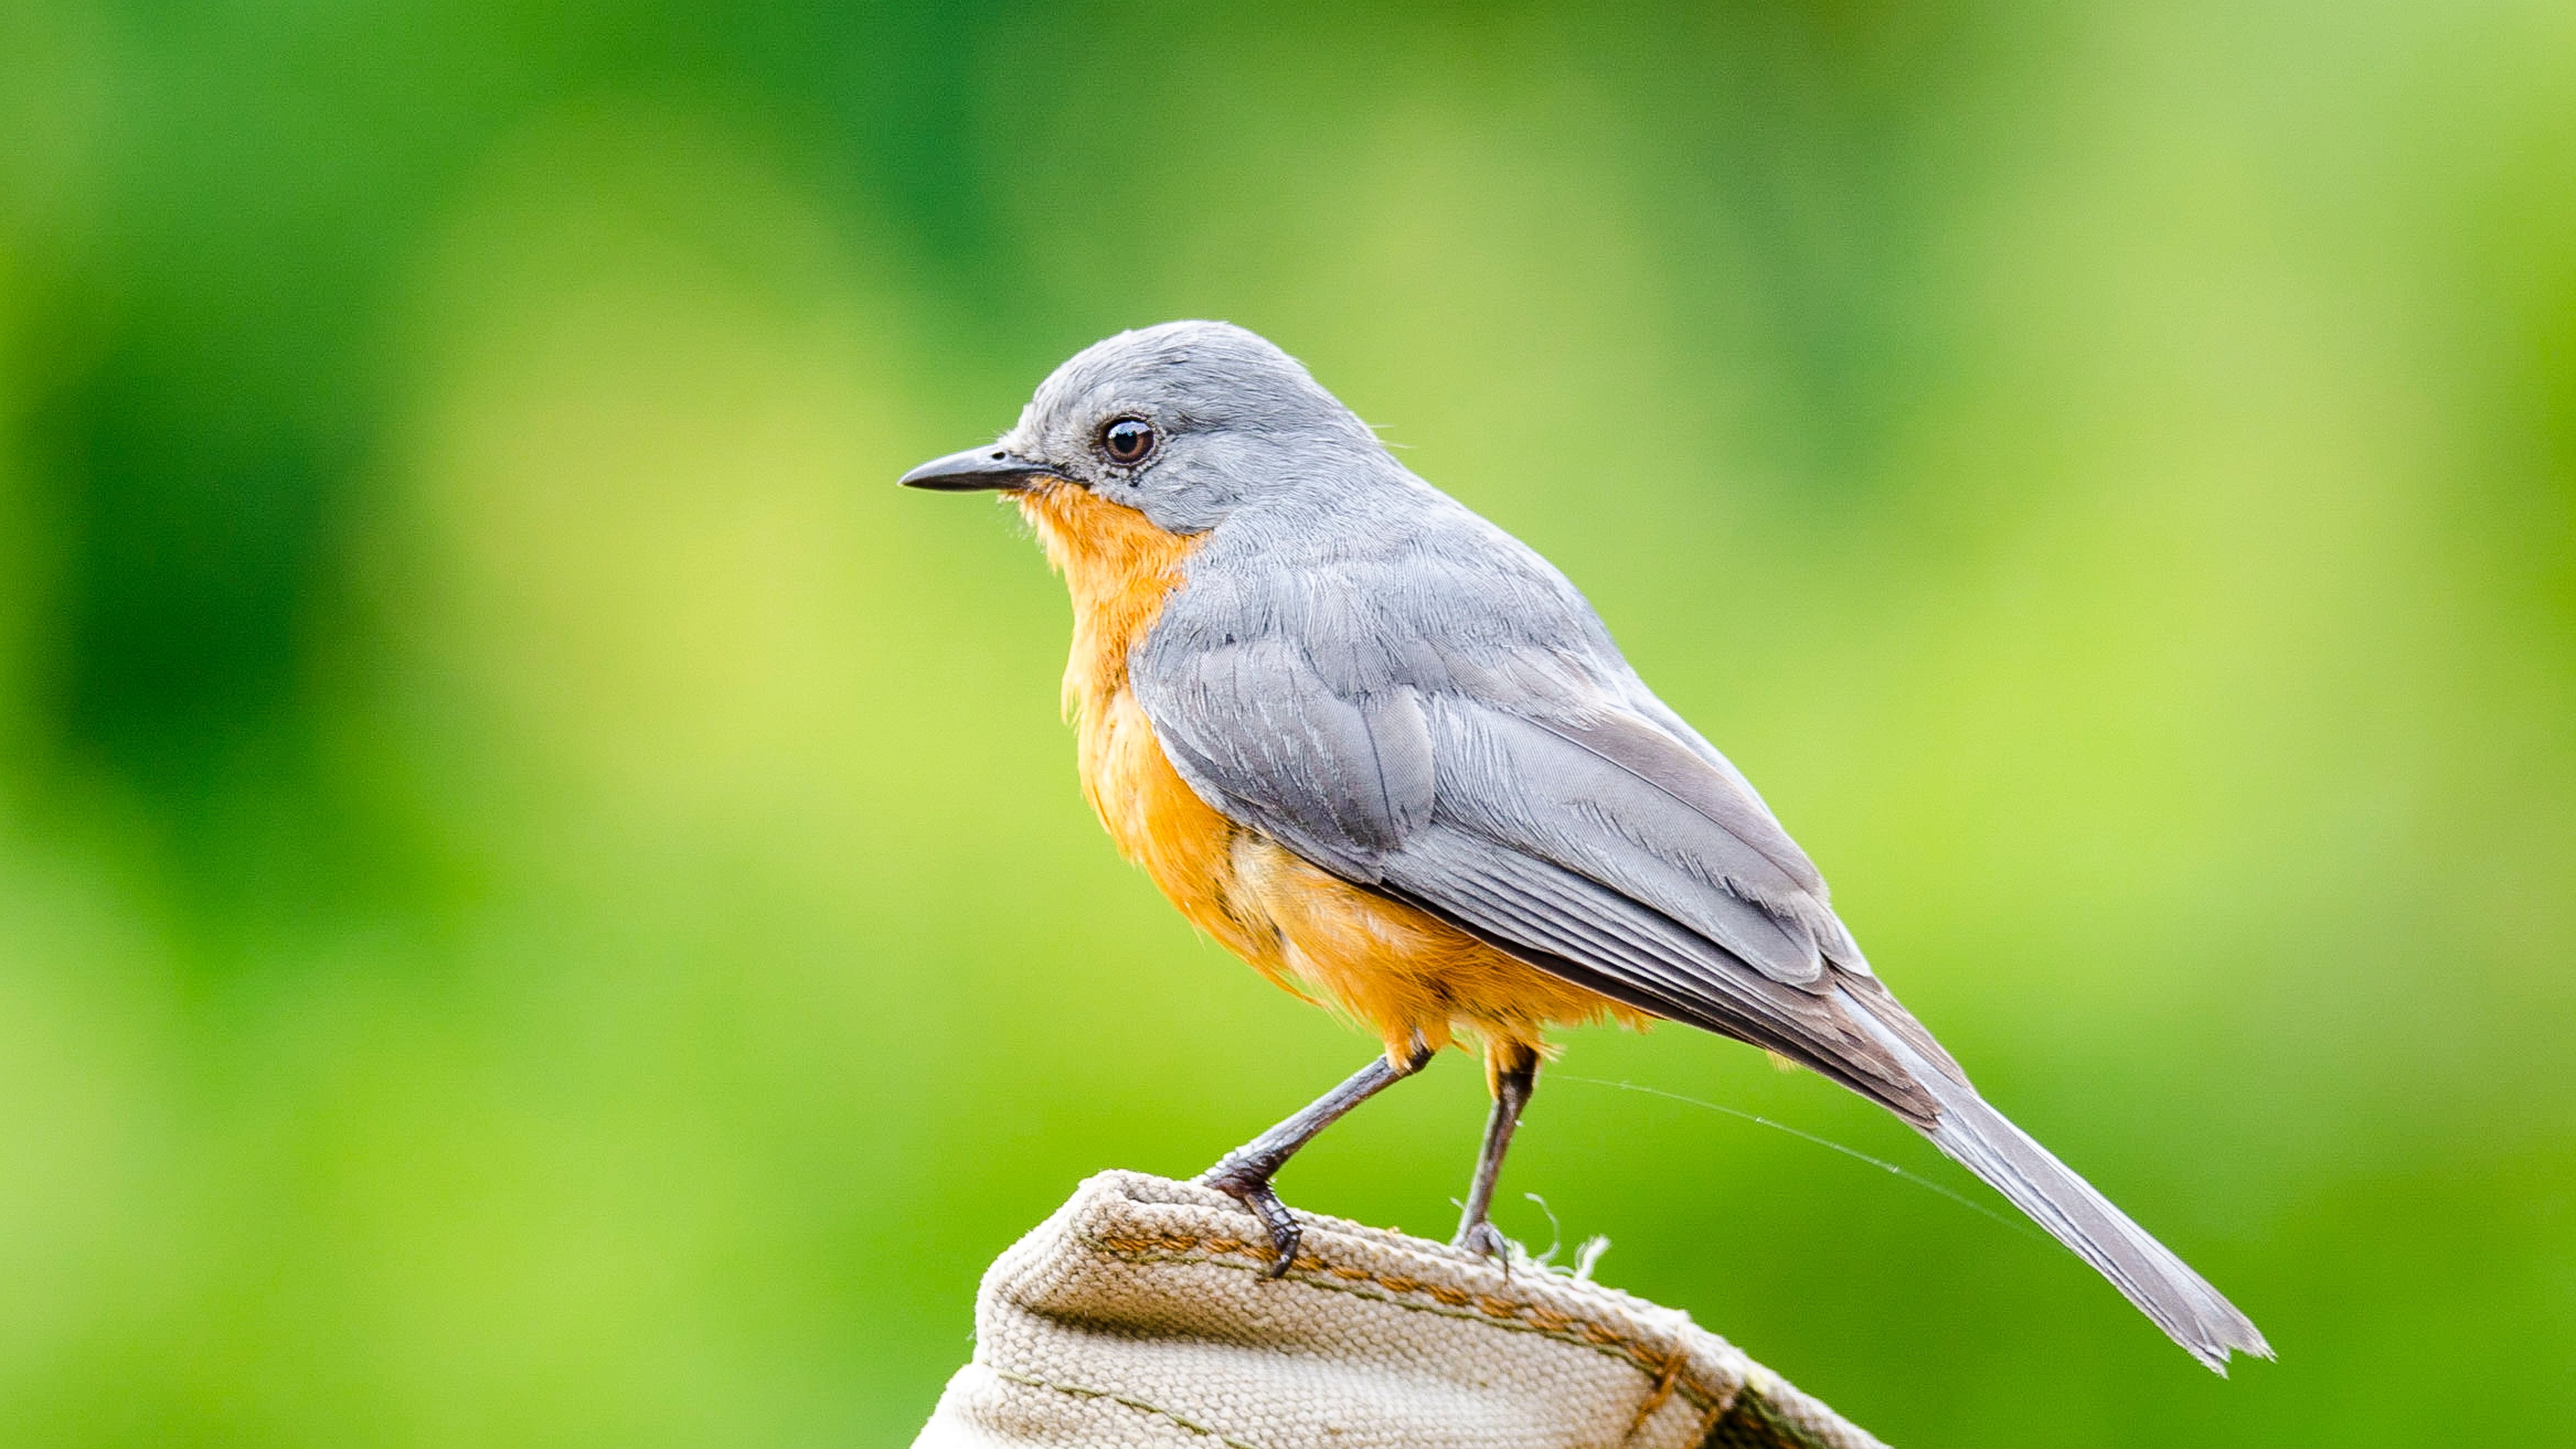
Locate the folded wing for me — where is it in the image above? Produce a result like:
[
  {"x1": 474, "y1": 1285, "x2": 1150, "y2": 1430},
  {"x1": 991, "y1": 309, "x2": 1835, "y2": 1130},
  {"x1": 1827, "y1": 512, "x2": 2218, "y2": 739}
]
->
[{"x1": 1136, "y1": 624, "x2": 1949, "y2": 1120}]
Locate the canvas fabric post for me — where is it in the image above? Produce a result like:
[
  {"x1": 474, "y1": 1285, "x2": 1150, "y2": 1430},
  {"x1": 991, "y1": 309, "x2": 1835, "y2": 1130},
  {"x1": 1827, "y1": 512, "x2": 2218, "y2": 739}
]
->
[{"x1": 914, "y1": 1171, "x2": 1888, "y2": 1449}]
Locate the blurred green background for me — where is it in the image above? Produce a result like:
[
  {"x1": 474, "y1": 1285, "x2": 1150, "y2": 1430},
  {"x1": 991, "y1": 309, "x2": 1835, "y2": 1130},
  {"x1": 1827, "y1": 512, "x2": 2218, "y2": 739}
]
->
[{"x1": 1, "y1": 1, "x2": 2570, "y2": 1443}]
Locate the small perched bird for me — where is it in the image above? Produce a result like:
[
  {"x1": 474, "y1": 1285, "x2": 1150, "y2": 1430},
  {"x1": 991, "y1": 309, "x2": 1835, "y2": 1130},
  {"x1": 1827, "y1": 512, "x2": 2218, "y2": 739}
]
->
[{"x1": 902, "y1": 321, "x2": 2270, "y2": 1371}]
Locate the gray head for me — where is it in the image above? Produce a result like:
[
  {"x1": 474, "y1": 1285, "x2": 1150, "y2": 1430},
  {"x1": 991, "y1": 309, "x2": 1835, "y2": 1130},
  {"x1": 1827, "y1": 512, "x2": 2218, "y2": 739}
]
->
[{"x1": 898, "y1": 321, "x2": 1387, "y2": 534}]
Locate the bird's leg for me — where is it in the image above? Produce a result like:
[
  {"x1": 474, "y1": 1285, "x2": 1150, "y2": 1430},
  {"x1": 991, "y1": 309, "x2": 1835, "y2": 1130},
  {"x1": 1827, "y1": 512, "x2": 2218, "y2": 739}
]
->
[
  {"x1": 1200, "y1": 1038, "x2": 1434, "y2": 1278},
  {"x1": 1454, "y1": 1046, "x2": 1540, "y2": 1261}
]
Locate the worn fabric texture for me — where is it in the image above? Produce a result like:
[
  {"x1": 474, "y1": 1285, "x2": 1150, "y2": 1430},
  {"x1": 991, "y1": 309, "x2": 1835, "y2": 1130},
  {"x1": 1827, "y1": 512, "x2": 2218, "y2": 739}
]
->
[{"x1": 913, "y1": 1172, "x2": 1888, "y2": 1449}]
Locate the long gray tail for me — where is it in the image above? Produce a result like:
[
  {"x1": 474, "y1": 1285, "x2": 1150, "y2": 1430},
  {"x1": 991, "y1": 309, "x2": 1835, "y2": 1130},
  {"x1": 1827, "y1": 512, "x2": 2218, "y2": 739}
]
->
[{"x1": 1843, "y1": 989, "x2": 2272, "y2": 1373}]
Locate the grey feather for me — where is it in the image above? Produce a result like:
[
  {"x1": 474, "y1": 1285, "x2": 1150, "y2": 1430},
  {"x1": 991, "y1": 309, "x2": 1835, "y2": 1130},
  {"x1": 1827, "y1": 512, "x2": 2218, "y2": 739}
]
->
[
  {"x1": 1421, "y1": 703, "x2": 1829, "y2": 985},
  {"x1": 1840, "y1": 986, "x2": 2274, "y2": 1373},
  {"x1": 1375, "y1": 826, "x2": 1937, "y2": 1120}
]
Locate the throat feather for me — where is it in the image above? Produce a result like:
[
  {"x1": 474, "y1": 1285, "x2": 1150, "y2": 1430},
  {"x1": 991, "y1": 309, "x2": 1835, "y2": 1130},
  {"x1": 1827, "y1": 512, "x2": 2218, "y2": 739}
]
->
[{"x1": 1014, "y1": 481, "x2": 1204, "y2": 715}]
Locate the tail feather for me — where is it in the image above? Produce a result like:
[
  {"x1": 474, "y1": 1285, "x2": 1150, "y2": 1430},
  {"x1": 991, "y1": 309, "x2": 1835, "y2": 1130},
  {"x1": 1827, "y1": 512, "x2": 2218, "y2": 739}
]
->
[{"x1": 1841, "y1": 989, "x2": 2272, "y2": 1373}]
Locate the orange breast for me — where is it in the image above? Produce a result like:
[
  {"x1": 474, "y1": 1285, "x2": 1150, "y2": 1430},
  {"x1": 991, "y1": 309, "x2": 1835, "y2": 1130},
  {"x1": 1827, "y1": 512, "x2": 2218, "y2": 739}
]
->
[{"x1": 1016, "y1": 481, "x2": 1640, "y2": 1072}]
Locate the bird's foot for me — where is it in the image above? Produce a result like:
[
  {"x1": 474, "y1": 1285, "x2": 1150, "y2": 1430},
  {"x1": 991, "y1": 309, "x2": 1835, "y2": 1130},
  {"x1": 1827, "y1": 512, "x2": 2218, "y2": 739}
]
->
[
  {"x1": 1199, "y1": 1158, "x2": 1304, "y2": 1279},
  {"x1": 1454, "y1": 1216, "x2": 1511, "y2": 1269}
]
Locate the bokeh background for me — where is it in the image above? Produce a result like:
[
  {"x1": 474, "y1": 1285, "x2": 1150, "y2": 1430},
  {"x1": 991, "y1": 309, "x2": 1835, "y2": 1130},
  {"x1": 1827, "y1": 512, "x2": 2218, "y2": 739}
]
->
[{"x1": 1, "y1": 2, "x2": 2571, "y2": 1443}]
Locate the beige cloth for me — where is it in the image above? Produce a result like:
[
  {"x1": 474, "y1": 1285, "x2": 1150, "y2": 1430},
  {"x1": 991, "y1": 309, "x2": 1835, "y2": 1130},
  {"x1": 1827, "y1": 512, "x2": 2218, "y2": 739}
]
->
[{"x1": 914, "y1": 1172, "x2": 1888, "y2": 1449}]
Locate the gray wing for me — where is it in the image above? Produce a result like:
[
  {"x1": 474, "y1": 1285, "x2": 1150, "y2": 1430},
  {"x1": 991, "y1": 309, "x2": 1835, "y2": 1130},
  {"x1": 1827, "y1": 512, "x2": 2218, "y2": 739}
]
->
[{"x1": 1132, "y1": 559, "x2": 1953, "y2": 1121}]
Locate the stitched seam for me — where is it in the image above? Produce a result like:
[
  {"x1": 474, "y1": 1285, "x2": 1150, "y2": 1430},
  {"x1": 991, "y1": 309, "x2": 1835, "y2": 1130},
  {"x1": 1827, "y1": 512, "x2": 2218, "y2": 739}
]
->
[
  {"x1": 1622, "y1": 1344, "x2": 1691, "y2": 1444},
  {"x1": 1101, "y1": 1240, "x2": 1687, "y2": 1393},
  {"x1": 989, "y1": 1367, "x2": 1267, "y2": 1449},
  {"x1": 1084, "y1": 1228, "x2": 1741, "y2": 1417}
]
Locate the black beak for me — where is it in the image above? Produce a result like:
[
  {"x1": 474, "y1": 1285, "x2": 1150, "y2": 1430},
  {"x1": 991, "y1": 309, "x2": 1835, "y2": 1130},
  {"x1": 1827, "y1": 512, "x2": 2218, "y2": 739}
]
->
[{"x1": 898, "y1": 445, "x2": 1059, "y2": 492}]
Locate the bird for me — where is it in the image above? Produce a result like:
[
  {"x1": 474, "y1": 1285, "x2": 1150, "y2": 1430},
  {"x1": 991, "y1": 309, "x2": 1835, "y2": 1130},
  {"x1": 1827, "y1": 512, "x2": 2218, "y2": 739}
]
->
[{"x1": 900, "y1": 320, "x2": 2270, "y2": 1372}]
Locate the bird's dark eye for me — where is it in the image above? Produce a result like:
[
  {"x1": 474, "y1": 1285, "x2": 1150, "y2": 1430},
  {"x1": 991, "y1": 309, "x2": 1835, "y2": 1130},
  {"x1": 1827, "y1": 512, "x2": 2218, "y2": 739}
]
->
[{"x1": 1100, "y1": 417, "x2": 1157, "y2": 466}]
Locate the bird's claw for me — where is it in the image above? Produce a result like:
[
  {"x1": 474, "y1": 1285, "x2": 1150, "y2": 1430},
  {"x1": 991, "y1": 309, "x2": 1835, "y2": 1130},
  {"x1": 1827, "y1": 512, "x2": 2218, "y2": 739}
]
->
[
  {"x1": 1455, "y1": 1218, "x2": 1510, "y2": 1267},
  {"x1": 1199, "y1": 1160, "x2": 1304, "y2": 1278}
]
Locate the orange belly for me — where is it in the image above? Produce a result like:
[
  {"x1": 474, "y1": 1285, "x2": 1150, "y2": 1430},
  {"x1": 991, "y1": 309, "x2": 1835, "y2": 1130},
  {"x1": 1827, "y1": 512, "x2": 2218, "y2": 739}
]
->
[{"x1": 1016, "y1": 480, "x2": 1641, "y2": 1076}]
